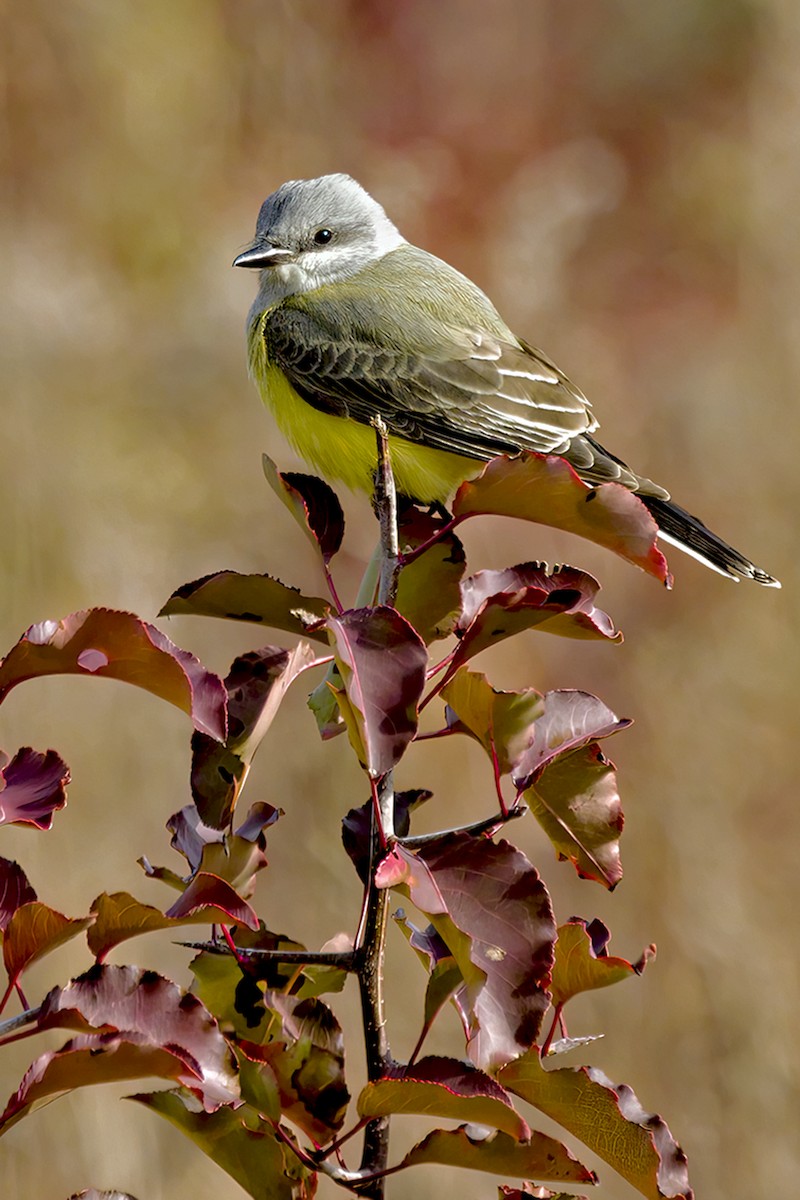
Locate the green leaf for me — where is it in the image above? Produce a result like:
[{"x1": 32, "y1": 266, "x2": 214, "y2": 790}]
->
[
  {"x1": 551, "y1": 919, "x2": 653, "y2": 1008},
  {"x1": 499, "y1": 1050, "x2": 692, "y2": 1200},
  {"x1": 132, "y1": 1088, "x2": 314, "y2": 1199},
  {"x1": 160, "y1": 571, "x2": 330, "y2": 641},
  {"x1": 441, "y1": 668, "x2": 543, "y2": 775}
]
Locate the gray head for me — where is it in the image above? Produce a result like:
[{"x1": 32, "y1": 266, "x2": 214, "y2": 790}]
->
[{"x1": 233, "y1": 174, "x2": 405, "y2": 299}]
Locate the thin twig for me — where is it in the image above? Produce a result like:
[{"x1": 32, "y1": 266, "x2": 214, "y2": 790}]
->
[
  {"x1": 401, "y1": 802, "x2": 527, "y2": 847},
  {"x1": 372, "y1": 417, "x2": 400, "y2": 607},
  {"x1": 0, "y1": 1005, "x2": 42, "y2": 1042},
  {"x1": 174, "y1": 942, "x2": 357, "y2": 969}
]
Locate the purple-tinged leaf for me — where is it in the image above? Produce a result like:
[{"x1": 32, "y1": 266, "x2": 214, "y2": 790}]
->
[
  {"x1": 401, "y1": 1124, "x2": 595, "y2": 1184},
  {"x1": 164, "y1": 873, "x2": 259, "y2": 931},
  {"x1": 3, "y1": 903, "x2": 93, "y2": 990},
  {"x1": 168, "y1": 802, "x2": 277, "y2": 889},
  {"x1": 68, "y1": 1190, "x2": 141, "y2": 1199},
  {"x1": 512, "y1": 691, "x2": 630, "y2": 788},
  {"x1": 0, "y1": 610, "x2": 227, "y2": 741},
  {"x1": 0, "y1": 747, "x2": 69, "y2": 829},
  {"x1": 500, "y1": 1049, "x2": 693, "y2": 1199},
  {"x1": 395, "y1": 503, "x2": 466, "y2": 643},
  {"x1": 442, "y1": 669, "x2": 543, "y2": 776},
  {"x1": 452, "y1": 453, "x2": 672, "y2": 585},
  {"x1": 191, "y1": 642, "x2": 316, "y2": 828},
  {"x1": 551, "y1": 919, "x2": 655, "y2": 1008},
  {"x1": 37, "y1": 964, "x2": 238, "y2": 1108},
  {"x1": 263, "y1": 455, "x2": 345, "y2": 563},
  {"x1": 342, "y1": 789, "x2": 431, "y2": 883},
  {"x1": 160, "y1": 570, "x2": 331, "y2": 640},
  {"x1": 359, "y1": 1055, "x2": 529, "y2": 1139},
  {"x1": 327, "y1": 607, "x2": 427, "y2": 777},
  {"x1": 442, "y1": 563, "x2": 621, "y2": 686},
  {"x1": 0, "y1": 1034, "x2": 201, "y2": 1137},
  {"x1": 240, "y1": 992, "x2": 349, "y2": 1143},
  {"x1": 132, "y1": 1088, "x2": 315, "y2": 1198},
  {"x1": 392, "y1": 835, "x2": 556, "y2": 1072},
  {"x1": 0, "y1": 858, "x2": 37, "y2": 932},
  {"x1": 375, "y1": 844, "x2": 447, "y2": 913}
]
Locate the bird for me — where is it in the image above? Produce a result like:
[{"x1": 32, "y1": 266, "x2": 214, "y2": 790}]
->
[{"x1": 234, "y1": 173, "x2": 779, "y2": 587}]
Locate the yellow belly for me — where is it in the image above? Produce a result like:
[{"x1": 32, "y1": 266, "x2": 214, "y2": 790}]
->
[{"x1": 253, "y1": 359, "x2": 482, "y2": 504}]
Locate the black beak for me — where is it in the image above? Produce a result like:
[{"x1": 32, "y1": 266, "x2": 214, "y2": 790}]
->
[{"x1": 232, "y1": 242, "x2": 295, "y2": 269}]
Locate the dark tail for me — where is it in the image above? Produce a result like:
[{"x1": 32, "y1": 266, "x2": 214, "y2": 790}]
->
[{"x1": 641, "y1": 495, "x2": 780, "y2": 587}]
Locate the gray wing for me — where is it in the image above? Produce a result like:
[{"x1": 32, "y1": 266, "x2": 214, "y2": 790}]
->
[
  {"x1": 262, "y1": 283, "x2": 652, "y2": 491},
  {"x1": 263, "y1": 299, "x2": 596, "y2": 461}
]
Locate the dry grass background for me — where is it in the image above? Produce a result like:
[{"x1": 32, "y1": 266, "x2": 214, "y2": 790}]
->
[{"x1": 1, "y1": 2, "x2": 798, "y2": 1197}]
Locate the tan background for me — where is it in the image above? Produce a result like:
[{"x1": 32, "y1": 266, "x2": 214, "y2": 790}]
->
[{"x1": 1, "y1": 2, "x2": 797, "y2": 1197}]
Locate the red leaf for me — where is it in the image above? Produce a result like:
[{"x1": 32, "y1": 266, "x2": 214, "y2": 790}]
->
[
  {"x1": 0, "y1": 609, "x2": 227, "y2": 740},
  {"x1": 0, "y1": 747, "x2": 69, "y2": 829},
  {"x1": 0, "y1": 858, "x2": 37, "y2": 932},
  {"x1": 164, "y1": 873, "x2": 259, "y2": 930},
  {"x1": 452, "y1": 453, "x2": 671, "y2": 584},
  {"x1": 3, "y1": 903, "x2": 93, "y2": 989}
]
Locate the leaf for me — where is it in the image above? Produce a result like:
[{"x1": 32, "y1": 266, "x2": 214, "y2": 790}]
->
[
  {"x1": 512, "y1": 691, "x2": 630, "y2": 788},
  {"x1": 307, "y1": 661, "x2": 346, "y2": 740},
  {"x1": 393, "y1": 912, "x2": 471, "y2": 1042},
  {"x1": 87, "y1": 889, "x2": 266, "y2": 961},
  {"x1": 160, "y1": 571, "x2": 330, "y2": 641},
  {"x1": 0, "y1": 1034, "x2": 199, "y2": 1137},
  {"x1": 358, "y1": 1055, "x2": 529, "y2": 1140},
  {"x1": 499, "y1": 1050, "x2": 693, "y2": 1200},
  {"x1": 342, "y1": 789, "x2": 431, "y2": 883},
  {"x1": 132, "y1": 1088, "x2": 315, "y2": 1200},
  {"x1": 0, "y1": 609, "x2": 227, "y2": 741},
  {"x1": 166, "y1": 802, "x2": 273, "y2": 899},
  {"x1": 392, "y1": 835, "x2": 556, "y2": 1071},
  {"x1": 0, "y1": 858, "x2": 37, "y2": 931},
  {"x1": 394, "y1": 503, "x2": 466, "y2": 642},
  {"x1": 241, "y1": 993, "x2": 349, "y2": 1143},
  {"x1": 36, "y1": 964, "x2": 238, "y2": 1108},
  {"x1": 191, "y1": 643, "x2": 316, "y2": 828},
  {"x1": 327, "y1": 607, "x2": 427, "y2": 777},
  {"x1": 443, "y1": 563, "x2": 621, "y2": 685},
  {"x1": 0, "y1": 747, "x2": 69, "y2": 829},
  {"x1": 164, "y1": 873, "x2": 259, "y2": 930},
  {"x1": 441, "y1": 668, "x2": 543, "y2": 776},
  {"x1": 512, "y1": 691, "x2": 630, "y2": 889},
  {"x1": 452, "y1": 453, "x2": 671, "y2": 585},
  {"x1": 402, "y1": 1124, "x2": 596, "y2": 1185},
  {"x1": 263, "y1": 455, "x2": 345, "y2": 563},
  {"x1": 3, "y1": 903, "x2": 93, "y2": 989},
  {"x1": 499, "y1": 1187, "x2": 590, "y2": 1200},
  {"x1": 550, "y1": 919, "x2": 654, "y2": 1008}
]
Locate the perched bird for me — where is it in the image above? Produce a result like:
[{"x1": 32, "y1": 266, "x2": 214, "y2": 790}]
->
[{"x1": 234, "y1": 173, "x2": 778, "y2": 586}]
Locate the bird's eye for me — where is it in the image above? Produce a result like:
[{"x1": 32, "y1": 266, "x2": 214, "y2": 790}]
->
[{"x1": 313, "y1": 228, "x2": 333, "y2": 245}]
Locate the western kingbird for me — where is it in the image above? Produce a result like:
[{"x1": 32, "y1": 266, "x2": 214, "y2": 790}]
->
[{"x1": 234, "y1": 173, "x2": 778, "y2": 586}]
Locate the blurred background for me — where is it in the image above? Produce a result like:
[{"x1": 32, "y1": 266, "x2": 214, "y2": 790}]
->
[{"x1": 1, "y1": 1, "x2": 798, "y2": 1196}]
